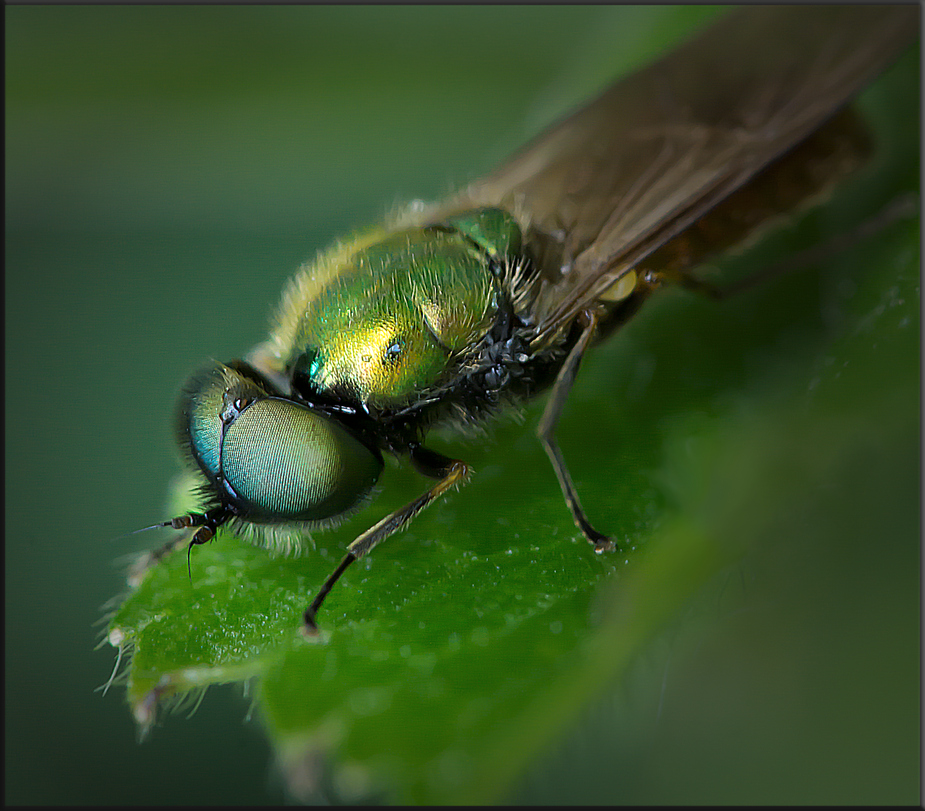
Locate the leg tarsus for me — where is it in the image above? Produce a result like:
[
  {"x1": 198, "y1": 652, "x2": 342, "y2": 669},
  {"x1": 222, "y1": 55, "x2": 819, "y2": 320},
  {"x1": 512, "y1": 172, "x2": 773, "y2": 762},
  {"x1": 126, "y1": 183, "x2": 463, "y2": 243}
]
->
[{"x1": 303, "y1": 553, "x2": 357, "y2": 636}]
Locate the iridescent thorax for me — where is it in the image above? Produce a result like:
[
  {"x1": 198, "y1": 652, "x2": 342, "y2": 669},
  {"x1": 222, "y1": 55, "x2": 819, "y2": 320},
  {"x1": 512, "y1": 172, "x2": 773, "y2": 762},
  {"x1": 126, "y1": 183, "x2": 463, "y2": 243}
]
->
[{"x1": 266, "y1": 208, "x2": 523, "y2": 411}]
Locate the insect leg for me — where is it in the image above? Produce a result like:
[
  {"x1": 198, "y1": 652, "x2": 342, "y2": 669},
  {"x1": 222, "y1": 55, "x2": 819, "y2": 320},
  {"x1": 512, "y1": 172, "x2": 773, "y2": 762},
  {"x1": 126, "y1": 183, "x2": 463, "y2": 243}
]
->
[
  {"x1": 537, "y1": 306, "x2": 616, "y2": 554},
  {"x1": 302, "y1": 450, "x2": 470, "y2": 634},
  {"x1": 681, "y1": 193, "x2": 919, "y2": 301},
  {"x1": 127, "y1": 534, "x2": 190, "y2": 588}
]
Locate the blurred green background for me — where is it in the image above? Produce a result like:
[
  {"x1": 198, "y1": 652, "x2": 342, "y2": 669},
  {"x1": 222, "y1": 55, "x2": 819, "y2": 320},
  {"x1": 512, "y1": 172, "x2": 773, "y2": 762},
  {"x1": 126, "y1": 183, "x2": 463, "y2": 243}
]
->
[{"x1": 6, "y1": 5, "x2": 919, "y2": 804}]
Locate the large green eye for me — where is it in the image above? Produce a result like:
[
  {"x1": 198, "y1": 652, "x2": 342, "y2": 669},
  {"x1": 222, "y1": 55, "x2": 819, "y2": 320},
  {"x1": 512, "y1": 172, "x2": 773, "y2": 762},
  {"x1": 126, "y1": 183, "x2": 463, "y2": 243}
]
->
[
  {"x1": 178, "y1": 363, "x2": 382, "y2": 524},
  {"x1": 220, "y1": 396, "x2": 382, "y2": 522}
]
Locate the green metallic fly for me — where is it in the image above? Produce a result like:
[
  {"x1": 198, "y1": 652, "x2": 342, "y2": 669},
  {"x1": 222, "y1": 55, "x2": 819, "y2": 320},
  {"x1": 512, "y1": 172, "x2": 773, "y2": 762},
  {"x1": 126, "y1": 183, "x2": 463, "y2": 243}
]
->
[{"x1": 139, "y1": 5, "x2": 918, "y2": 633}]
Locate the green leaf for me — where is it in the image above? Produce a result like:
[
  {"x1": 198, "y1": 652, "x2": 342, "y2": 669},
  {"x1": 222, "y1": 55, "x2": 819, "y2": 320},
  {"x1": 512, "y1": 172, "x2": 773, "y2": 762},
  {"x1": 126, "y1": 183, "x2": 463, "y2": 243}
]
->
[{"x1": 106, "y1": 30, "x2": 919, "y2": 806}]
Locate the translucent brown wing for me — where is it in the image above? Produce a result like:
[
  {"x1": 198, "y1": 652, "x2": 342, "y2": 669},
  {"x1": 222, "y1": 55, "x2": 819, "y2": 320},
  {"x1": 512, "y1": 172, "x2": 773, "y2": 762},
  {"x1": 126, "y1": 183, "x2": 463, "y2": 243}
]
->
[{"x1": 445, "y1": 4, "x2": 919, "y2": 342}]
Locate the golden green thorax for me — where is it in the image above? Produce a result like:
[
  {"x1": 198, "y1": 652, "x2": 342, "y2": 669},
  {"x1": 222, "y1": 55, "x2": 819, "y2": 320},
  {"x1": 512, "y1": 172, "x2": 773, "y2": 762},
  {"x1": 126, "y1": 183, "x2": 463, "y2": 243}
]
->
[{"x1": 265, "y1": 208, "x2": 521, "y2": 409}]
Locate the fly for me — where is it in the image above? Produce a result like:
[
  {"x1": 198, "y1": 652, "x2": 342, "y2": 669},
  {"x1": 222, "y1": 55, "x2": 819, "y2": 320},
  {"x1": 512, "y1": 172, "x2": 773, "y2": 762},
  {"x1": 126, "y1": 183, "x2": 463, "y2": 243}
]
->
[{"x1": 139, "y1": 5, "x2": 918, "y2": 633}]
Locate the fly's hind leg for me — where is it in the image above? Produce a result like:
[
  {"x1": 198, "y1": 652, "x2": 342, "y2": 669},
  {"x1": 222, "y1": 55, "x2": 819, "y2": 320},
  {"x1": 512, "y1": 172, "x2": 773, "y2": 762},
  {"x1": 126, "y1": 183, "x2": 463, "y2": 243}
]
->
[
  {"x1": 302, "y1": 448, "x2": 470, "y2": 635},
  {"x1": 670, "y1": 192, "x2": 919, "y2": 302}
]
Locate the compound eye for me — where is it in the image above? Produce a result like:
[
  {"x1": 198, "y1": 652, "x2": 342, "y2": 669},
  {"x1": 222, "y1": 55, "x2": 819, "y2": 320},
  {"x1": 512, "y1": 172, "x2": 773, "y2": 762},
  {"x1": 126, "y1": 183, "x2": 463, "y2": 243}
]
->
[
  {"x1": 220, "y1": 397, "x2": 382, "y2": 522},
  {"x1": 178, "y1": 361, "x2": 382, "y2": 524}
]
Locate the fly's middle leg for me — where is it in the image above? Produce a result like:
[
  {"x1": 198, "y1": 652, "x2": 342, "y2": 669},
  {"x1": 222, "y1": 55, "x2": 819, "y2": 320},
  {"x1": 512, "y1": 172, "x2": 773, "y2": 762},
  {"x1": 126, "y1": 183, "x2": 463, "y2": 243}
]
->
[{"x1": 537, "y1": 306, "x2": 615, "y2": 553}]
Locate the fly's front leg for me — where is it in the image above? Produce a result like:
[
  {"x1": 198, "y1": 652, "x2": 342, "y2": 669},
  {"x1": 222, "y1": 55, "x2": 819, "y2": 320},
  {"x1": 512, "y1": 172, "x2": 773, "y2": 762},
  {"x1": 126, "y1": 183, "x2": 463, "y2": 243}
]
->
[
  {"x1": 537, "y1": 306, "x2": 616, "y2": 554},
  {"x1": 302, "y1": 448, "x2": 470, "y2": 635}
]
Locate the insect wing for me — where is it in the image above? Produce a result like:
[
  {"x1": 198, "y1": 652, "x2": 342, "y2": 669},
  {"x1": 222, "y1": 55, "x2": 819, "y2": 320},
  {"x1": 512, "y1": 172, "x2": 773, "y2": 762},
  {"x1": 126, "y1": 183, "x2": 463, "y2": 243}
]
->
[{"x1": 449, "y1": 5, "x2": 919, "y2": 342}]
